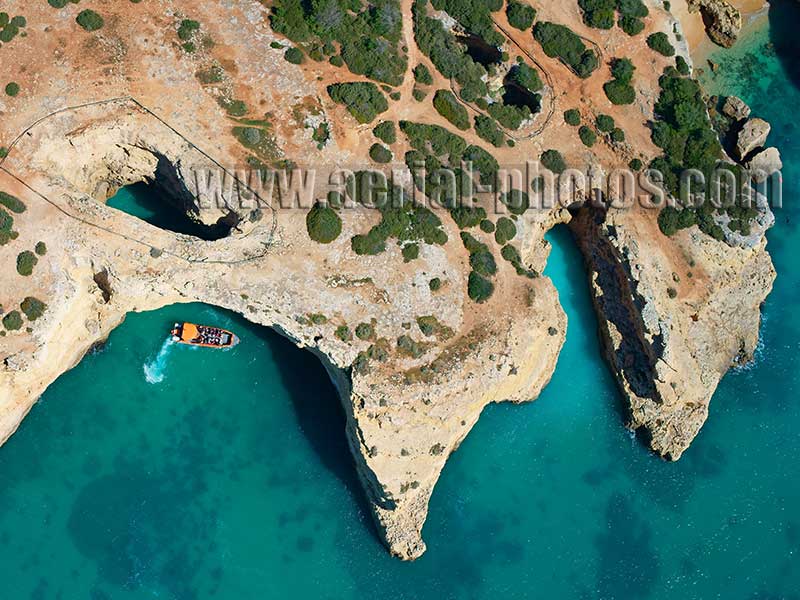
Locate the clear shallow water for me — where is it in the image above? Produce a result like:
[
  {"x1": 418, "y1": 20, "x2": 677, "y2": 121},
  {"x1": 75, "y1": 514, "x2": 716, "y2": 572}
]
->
[{"x1": 2, "y1": 8, "x2": 800, "y2": 598}]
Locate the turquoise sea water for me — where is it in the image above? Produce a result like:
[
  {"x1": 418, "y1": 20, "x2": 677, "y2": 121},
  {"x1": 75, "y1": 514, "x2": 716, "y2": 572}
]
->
[{"x1": 2, "y1": 5, "x2": 799, "y2": 598}]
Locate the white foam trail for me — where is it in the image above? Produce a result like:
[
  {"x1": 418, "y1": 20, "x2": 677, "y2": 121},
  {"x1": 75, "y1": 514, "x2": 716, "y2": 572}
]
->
[{"x1": 143, "y1": 337, "x2": 174, "y2": 384}]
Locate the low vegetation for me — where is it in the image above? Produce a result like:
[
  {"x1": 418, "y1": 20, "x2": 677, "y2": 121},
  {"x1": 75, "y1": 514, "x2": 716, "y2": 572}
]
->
[
  {"x1": 474, "y1": 115, "x2": 505, "y2": 147},
  {"x1": 413, "y1": 63, "x2": 434, "y2": 85},
  {"x1": 76, "y1": 9, "x2": 104, "y2": 32},
  {"x1": 5, "y1": 82, "x2": 19, "y2": 97},
  {"x1": 604, "y1": 57, "x2": 636, "y2": 105},
  {"x1": 462, "y1": 232, "x2": 496, "y2": 303},
  {"x1": 578, "y1": 0, "x2": 649, "y2": 36},
  {"x1": 328, "y1": 82, "x2": 388, "y2": 124},
  {"x1": 306, "y1": 201, "x2": 342, "y2": 243},
  {"x1": 647, "y1": 32, "x2": 675, "y2": 57},
  {"x1": 2, "y1": 310, "x2": 22, "y2": 331},
  {"x1": 20, "y1": 297, "x2": 47, "y2": 321},
  {"x1": 271, "y1": 0, "x2": 406, "y2": 86},
  {"x1": 540, "y1": 149, "x2": 567, "y2": 174},
  {"x1": 433, "y1": 89, "x2": 471, "y2": 131},
  {"x1": 533, "y1": 22, "x2": 598, "y2": 79},
  {"x1": 564, "y1": 109, "x2": 581, "y2": 126},
  {"x1": 16, "y1": 250, "x2": 38, "y2": 276},
  {"x1": 579, "y1": 125, "x2": 597, "y2": 147},
  {"x1": 373, "y1": 121, "x2": 397, "y2": 144},
  {"x1": 506, "y1": 1, "x2": 536, "y2": 31},
  {"x1": 369, "y1": 143, "x2": 393, "y2": 163},
  {"x1": 0, "y1": 12, "x2": 26, "y2": 45},
  {"x1": 430, "y1": 0, "x2": 504, "y2": 47}
]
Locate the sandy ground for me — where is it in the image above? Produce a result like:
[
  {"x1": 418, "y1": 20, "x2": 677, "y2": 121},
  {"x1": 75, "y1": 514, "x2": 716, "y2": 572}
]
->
[{"x1": 672, "y1": 0, "x2": 770, "y2": 58}]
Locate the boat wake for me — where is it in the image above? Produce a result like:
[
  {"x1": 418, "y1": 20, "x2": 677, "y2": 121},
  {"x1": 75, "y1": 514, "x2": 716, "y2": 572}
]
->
[{"x1": 143, "y1": 337, "x2": 175, "y2": 384}]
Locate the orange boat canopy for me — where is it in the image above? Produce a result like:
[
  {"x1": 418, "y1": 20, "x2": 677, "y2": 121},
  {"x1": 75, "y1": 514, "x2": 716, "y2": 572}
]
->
[{"x1": 180, "y1": 322, "x2": 199, "y2": 342}]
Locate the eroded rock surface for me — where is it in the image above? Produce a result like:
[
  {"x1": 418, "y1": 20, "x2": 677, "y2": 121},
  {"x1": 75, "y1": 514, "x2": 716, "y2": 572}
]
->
[{"x1": 688, "y1": 0, "x2": 743, "y2": 48}]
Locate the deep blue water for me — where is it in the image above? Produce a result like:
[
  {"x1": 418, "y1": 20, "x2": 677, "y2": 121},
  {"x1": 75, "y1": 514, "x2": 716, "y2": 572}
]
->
[{"x1": 0, "y1": 5, "x2": 798, "y2": 598}]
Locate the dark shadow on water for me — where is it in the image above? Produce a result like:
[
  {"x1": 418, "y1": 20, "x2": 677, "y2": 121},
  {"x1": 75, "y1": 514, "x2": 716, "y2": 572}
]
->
[
  {"x1": 229, "y1": 312, "x2": 381, "y2": 545},
  {"x1": 769, "y1": 0, "x2": 800, "y2": 91}
]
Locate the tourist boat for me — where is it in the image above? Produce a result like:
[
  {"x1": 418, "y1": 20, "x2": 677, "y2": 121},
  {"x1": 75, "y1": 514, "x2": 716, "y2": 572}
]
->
[{"x1": 170, "y1": 322, "x2": 239, "y2": 349}]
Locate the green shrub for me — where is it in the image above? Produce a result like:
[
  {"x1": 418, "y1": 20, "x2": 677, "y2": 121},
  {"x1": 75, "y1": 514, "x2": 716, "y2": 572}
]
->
[
  {"x1": 647, "y1": 32, "x2": 675, "y2": 57},
  {"x1": 369, "y1": 143, "x2": 393, "y2": 163},
  {"x1": 355, "y1": 322, "x2": 375, "y2": 340},
  {"x1": 373, "y1": 121, "x2": 397, "y2": 144},
  {"x1": 500, "y1": 190, "x2": 529, "y2": 215},
  {"x1": 450, "y1": 204, "x2": 487, "y2": 229},
  {"x1": 534, "y1": 21, "x2": 599, "y2": 78},
  {"x1": 402, "y1": 243, "x2": 420, "y2": 262},
  {"x1": 508, "y1": 63, "x2": 543, "y2": 93},
  {"x1": 507, "y1": 0, "x2": 536, "y2": 30},
  {"x1": 541, "y1": 149, "x2": 567, "y2": 174},
  {"x1": 16, "y1": 251, "x2": 37, "y2": 276},
  {"x1": 414, "y1": 63, "x2": 434, "y2": 85},
  {"x1": 76, "y1": 9, "x2": 104, "y2": 31},
  {"x1": 335, "y1": 325, "x2": 352, "y2": 341},
  {"x1": 271, "y1": 0, "x2": 406, "y2": 86},
  {"x1": 610, "y1": 127, "x2": 625, "y2": 142},
  {"x1": 2, "y1": 310, "x2": 22, "y2": 331},
  {"x1": 20, "y1": 297, "x2": 47, "y2": 321},
  {"x1": 564, "y1": 109, "x2": 581, "y2": 126},
  {"x1": 430, "y1": 0, "x2": 505, "y2": 47},
  {"x1": 629, "y1": 158, "x2": 643, "y2": 170},
  {"x1": 433, "y1": 89, "x2": 470, "y2": 130},
  {"x1": 429, "y1": 277, "x2": 442, "y2": 292},
  {"x1": 0, "y1": 191, "x2": 25, "y2": 213},
  {"x1": 35, "y1": 241, "x2": 47, "y2": 256},
  {"x1": 474, "y1": 115, "x2": 505, "y2": 147},
  {"x1": 494, "y1": 217, "x2": 517, "y2": 245},
  {"x1": 603, "y1": 79, "x2": 635, "y2": 105},
  {"x1": 177, "y1": 19, "x2": 200, "y2": 41},
  {"x1": 610, "y1": 58, "x2": 635, "y2": 83},
  {"x1": 480, "y1": 219, "x2": 495, "y2": 233},
  {"x1": 328, "y1": 82, "x2": 388, "y2": 123},
  {"x1": 596, "y1": 114, "x2": 615, "y2": 132},
  {"x1": 467, "y1": 271, "x2": 494, "y2": 303},
  {"x1": 330, "y1": 55, "x2": 345, "y2": 67},
  {"x1": 49, "y1": 0, "x2": 81, "y2": 7},
  {"x1": 284, "y1": 47, "x2": 304, "y2": 64},
  {"x1": 675, "y1": 55, "x2": 690, "y2": 76},
  {"x1": 4, "y1": 82, "x2": 19, "y2": 97},
  {"x1": 619, "y1": 15, "x2": 645, "y2": 36},
  {"x1": 579, "y1": 125, "x2": 597, "y2": 147},
  {"x1": 487, "y1": 101, "x2": 531, "y2": 130},
  {"x1": 306, "y1": 202, "x2": 342, "y2": 243}
]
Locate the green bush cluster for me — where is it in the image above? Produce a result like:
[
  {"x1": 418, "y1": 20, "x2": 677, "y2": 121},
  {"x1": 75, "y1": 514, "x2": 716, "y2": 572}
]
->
[
  {"x1": 647, "y1": 32, "x2": 675, "y2": 57},
  {"x1": 429, "y1": 277, "x2": 442, "y2": 291},
  {"x1": 650, "y1": 70, "x2": 744, "y2": 240},
  {"x1": 16, "y1": 250, "x2": 37, "y2": 276},
  {"x1": 413, "y1": 0, "x2": 489, "y2": 102},
  {"x1": 596, "y1": 114, "x2": 615, "y2": 132},
  {"x1": 474, "y1": 115, "x2": 505, "y2": 147},
  {"x1": 579, "y1": 125, "x2": 597, "y2": 147},
  {"x1": 177, "y1": 19, "x2": 200, "y2": 41},
  {"x1": 508, "y1": 63, "x2": 543, "y2": 93},
  {"x1": 433, "y1": 89, "x2": 470, "y2": 130},
  {"x1": 48, "y1": 0, "x2": 80, "y2": 7},
  {"x1": 533, "y1": 22, "x2": 598, "y2": 79},
  {"x1": 494, "y1": 217, "x2": 516, "y2": 245},
  {"x1": 430, "y1": 0, "x2": 504, "y2": 47},
  {"x1": 540, "y1": 149, "x2": 567, "y2": 174},
  {"x1": 604, "y1": 57, "x2": 636, "y2": 105},
  {"x1": 506, "y1": 0, "x2": 537, "y2": 31},
  {"x1": 271, "y1": 0, "x2": 406, "y2": 86},
  {"x1": 2, "y1": 310, "x2": 22, "y2": 331},
  {"x1": 35, "y1": 241, "x2": 47, "y2": 256},
  {"x1": 76, "y1": 9, "x2": 104, "y2": 32},
  {"x1": 500, "y1": 190, "x2": 529, "y2": 215},
  {"x1": 355, "y1": 322, "x2": 375, "y2": 340},
  {"x1": 675, "y1": 55, "x2": 690, "y2": 76},
  {"x1": 0, "y1": 191, "x2": 26, "y2": 214},
  {"x1": 413, "y1": 63, "x2": 433, "y2": 85},
  {"x1": 487, "y1": 101, "x2": 531, "y2": 130},
  {"x1": 564, "y1": 109, "x2": 581, "y2": 126},
  {"x1": 284, "y1": 47, "x2": 304, "y2": 64},
  {"x1": 349, "y1": 172, "x2": 448, "y2": 257},
  {"x1": 5, "y1": 82, "x2": 19, "y2": 97},
  {"x1": 450, "y1": 203, "x2": 487, "y2": 229},
  {"x1": 461, "y1": 232, "x2": 496, "y2": 303},
  {"x1": 0, "y1": 191, "x2": 23, "y2": 245},
  {"x1": 306, "y1": 202, "x2": 342, "y2": 243},
  {"x1": 578, "y1": 0, "x2": 649, "y2": 35},
  {"x1": 328, "y1": 82, "x2": 389, "y2": 123},
  {"x1": 20, "y1": 297, "x2": 47, "y2": 321},
  {"x1": 373, "y1": 121, "x2": 397, "y2": 144},
  {"x1": 369, "y1": 143, "x2": 393, "y2": 163},
  {"x1": 0, "y1": 12, "x2": 26, "y2": 44},
  {"x1": 335, "y1": 325, "x2": 352, "y2": 341}
]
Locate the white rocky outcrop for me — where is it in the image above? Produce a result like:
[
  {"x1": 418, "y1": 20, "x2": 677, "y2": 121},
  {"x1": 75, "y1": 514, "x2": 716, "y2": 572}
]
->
[
  {"x1": 736, "y1": 117, "x2": 771, "y2": 160},
  {"x1": 747, "y1": 147, "x2": 783, "y2": 182}
]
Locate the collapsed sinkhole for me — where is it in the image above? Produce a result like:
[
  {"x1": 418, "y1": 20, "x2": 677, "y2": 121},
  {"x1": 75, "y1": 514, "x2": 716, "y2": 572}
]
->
[{"x1": 106, "y1": 154, "x2": 240, "y2": 242}]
